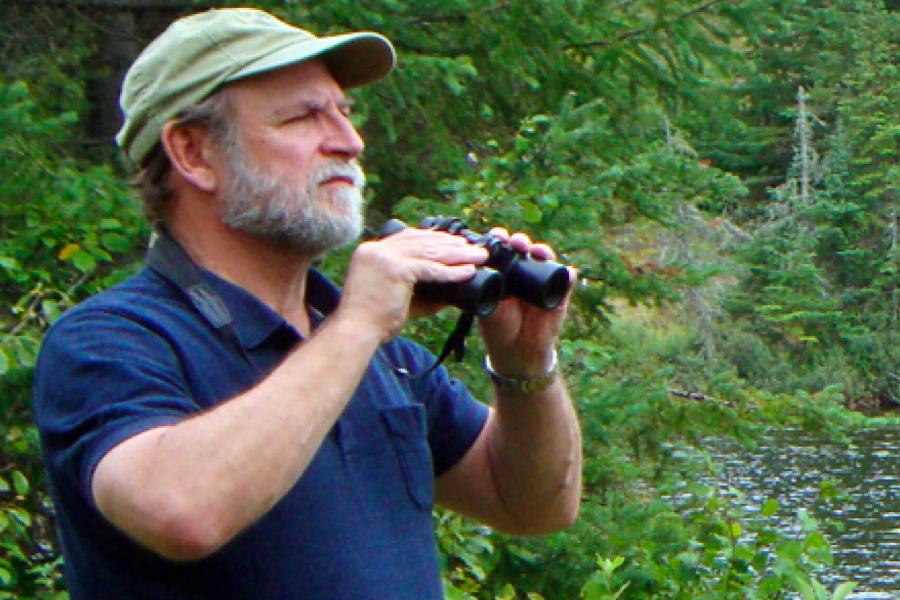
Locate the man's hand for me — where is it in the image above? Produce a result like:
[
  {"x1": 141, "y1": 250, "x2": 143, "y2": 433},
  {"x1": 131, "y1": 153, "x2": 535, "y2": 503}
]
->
[
  {"x1": 477, "y1": 228, "x2": 574, "y2": 378},
  {"x1": 436, "y1": 227, "x2": 582, "y2": 535},
  {"x1": 337, "y1": 228, "x2": 489, "y2": 342}
]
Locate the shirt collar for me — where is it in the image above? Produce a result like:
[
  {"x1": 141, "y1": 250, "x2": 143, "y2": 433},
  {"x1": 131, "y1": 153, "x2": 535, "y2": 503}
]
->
[{"x1": 199, "y1": 267, "x2": 341, "y2": 350}]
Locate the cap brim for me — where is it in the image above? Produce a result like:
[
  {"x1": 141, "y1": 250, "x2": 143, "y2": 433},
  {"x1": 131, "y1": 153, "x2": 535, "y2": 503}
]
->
[{"x1": 227, "y1": 32, "x2": 395, "y2": 89}]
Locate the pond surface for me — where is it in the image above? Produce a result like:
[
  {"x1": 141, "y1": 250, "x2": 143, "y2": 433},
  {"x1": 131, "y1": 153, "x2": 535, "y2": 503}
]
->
[{"x1": 711, "y1": 427, "x2": 900, "y2": 595}]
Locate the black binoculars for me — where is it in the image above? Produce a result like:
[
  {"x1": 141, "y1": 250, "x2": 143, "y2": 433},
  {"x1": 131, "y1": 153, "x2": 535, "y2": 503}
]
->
[{"x1": 380, "y1": 216, "x2": 571, "y2": 317}]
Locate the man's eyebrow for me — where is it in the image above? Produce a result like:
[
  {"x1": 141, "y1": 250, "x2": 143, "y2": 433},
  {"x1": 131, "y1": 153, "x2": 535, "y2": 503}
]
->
[{"x1": 274, "y1": 96, "x2": 354, "y2": 119}]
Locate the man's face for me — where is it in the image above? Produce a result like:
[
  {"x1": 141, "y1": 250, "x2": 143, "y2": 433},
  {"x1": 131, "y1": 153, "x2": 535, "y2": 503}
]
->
[{"x1": 214, "y1": 60, "x2": 367, "y2": 255}]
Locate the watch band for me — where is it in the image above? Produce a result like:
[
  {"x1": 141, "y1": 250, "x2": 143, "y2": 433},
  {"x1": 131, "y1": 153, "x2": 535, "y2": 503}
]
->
[{"x1": 483, "y1": 350, "x2": 559, "y2": 395}]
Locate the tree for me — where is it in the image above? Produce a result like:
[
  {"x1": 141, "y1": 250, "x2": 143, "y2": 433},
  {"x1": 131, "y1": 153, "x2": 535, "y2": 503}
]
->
[
  {"x1": 725, "y1": 0, "x2": 899, "y2": 402},
  {"x1": 2, "y1": 1, "x2": 894, "y2": 597}
]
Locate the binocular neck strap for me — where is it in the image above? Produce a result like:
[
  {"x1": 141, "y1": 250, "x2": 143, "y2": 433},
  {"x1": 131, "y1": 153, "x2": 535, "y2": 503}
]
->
[
  {"x1": 148, "y1": 222, "x2": 475, "y2": 380},
  {"x1": 146, "y1": 224, "x2": 232, "y2": 330},
  {"x1": 416, "y1": 311, "x2": 475, "y2": 378},
  {"x1": 145, "y1": 224, "x2": 258, "y2": 372}
]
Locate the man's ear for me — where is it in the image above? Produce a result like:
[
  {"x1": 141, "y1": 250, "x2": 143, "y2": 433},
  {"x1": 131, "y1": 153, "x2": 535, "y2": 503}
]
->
[{"x1": 160, "y1": 121, "x2": 219, "y2": 193}]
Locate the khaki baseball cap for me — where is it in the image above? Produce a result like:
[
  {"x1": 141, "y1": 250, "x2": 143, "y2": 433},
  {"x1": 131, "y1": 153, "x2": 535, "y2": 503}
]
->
[{"x1": 116, "y1": 8, "x2": 396, "y2": 165}]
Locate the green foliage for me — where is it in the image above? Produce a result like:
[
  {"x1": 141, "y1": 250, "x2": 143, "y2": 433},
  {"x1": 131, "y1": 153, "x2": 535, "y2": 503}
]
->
[
  {"x1": 396, "y1": 95, "x2": 745, "y2": 324},
  {"x1": 0, "y1": 74, "x2": 144, "y2": 597},
  {"x1": 581, "y1": 556, "x2": 629, "y2": 600},
  {"x1": 723, "y1": 5, "x2": 899, "y2": 401},
  {"x1": 436, "y1": 512, "x2": 500, "y2": 598},
  {"x1": 0, "y1": 408, "x2": 66, "y2": 599},
  {"x1": 1, "y1": 0, "x2": 896, "y2": 597},
  {"x1": 241, "y1": 0, "x2": 776, "y2": 227},
  {"x1": 432, "y1": 314, "x2": 874, "y2": 598}
]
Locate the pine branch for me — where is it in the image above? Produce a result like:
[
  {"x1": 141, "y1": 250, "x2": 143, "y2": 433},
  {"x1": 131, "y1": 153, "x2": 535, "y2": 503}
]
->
[
  {"x1": 406, "y1": 2, "x2": 513, "y2": 26},
  {"x1": 26, "y1": 0, "x2": 197, "y2": 7},
  {"x1": 562, "y1": 0, "x2": 722, "y2": 50}
]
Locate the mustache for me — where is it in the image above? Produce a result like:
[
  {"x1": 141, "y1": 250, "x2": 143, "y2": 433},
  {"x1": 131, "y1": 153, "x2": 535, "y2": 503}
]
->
[{"x1": 312, "y1": 161, "x2": 366, "y2": 189}]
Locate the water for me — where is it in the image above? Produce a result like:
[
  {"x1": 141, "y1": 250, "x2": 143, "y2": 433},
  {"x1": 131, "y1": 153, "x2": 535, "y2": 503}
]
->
[{"x1": 711, "y1": 427, "x2": 900, "y2": 595}]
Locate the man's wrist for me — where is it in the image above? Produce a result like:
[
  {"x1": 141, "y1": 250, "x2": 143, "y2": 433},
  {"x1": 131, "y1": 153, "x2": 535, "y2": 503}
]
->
[{"x1": 483, "y1": 350, "x2": 559, "y2": 395}]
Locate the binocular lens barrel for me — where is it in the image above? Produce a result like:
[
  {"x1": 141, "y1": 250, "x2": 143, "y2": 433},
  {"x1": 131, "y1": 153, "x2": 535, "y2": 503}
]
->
[
  {"x1": 415, "y1": 268, "x2": 504, "y2": 317},
  {"x1": 507, "y1": 260, "x2": 571, "y2": 310}
]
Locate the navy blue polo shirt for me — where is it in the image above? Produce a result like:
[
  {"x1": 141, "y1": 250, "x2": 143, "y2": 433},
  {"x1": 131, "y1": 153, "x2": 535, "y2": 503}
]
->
[{"x1": 33, "y1": 265, "x2": 489, "y2": 599}]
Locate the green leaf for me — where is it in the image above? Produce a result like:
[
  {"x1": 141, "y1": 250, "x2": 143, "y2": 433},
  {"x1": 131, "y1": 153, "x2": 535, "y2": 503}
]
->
[
  {"x1": 71, "y1": 248, "x2": 97, "y2": 273},
  {"x1": 0, "y1": 256, "x2": 19, "y2": 272},
  {"x1": 13, "y1": 341, "x2": 37, "y2": 369},
  {"x1": 818, "y1": 479, "x2": 843, "y2": 501},
  {"x1": 100, "y1": 232, "x2": 130, "y2": 253},
  {"x1": 441, "y1": 582, "x2": 474, "y2": 600},
  {"x1": 6, "y1": 507, "x2": 31, "y2": 528},
  {"x1": 538, "y1": 193, "x2": 559, "y2": 209},
  {"x1": 775, "y1": 539, "x2": 803, "y2": 563},
  {"x1": 41, "y1": 299, "x2": 62, "y2": 323},
  {"x1": 761, "y1": 498, "x2": 779, "y2": 517},
  {"x1": 99, "y1": 218, "x2": 122, "y2": 230},
  {"x1": 793, "y1": 578, "x2": 816, "y2": 600},
  {"x1": 520, "y1": 199, "x2": 542, "y2": 223},
  {"x1": 832, "y1": 581, "x2": 858, "y2": 600},
  {"x1": 11, "y1": 471, "x2": 28, "y2": 496},
  {"x1": 797, "y1": 508, "x2": 818, "y2": 533},
  {"x1": 523, "y1": 75, "x2": 541, "y2": 91}
]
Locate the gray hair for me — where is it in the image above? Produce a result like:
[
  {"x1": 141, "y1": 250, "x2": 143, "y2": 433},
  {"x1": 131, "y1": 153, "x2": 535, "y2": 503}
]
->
[{"x1": 132, "y1": 89, "x2": 233, "y2": 223}]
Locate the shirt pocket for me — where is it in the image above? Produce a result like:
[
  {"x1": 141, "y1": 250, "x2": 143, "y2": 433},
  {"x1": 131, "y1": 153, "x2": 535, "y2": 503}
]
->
[{"x1": 380, "y1": 405, "x2": 434, "y2": 511}]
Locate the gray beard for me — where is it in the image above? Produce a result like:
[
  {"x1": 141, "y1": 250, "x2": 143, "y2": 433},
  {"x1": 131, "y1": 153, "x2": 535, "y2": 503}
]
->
[{"x1": 220, "y1": 150, "x2": 365, "y2": 256}]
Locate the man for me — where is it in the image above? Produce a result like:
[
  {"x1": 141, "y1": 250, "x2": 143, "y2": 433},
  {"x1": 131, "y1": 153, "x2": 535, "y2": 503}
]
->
[{"x1": 33, "y1": 8, "x2": 581, "y2": 599}]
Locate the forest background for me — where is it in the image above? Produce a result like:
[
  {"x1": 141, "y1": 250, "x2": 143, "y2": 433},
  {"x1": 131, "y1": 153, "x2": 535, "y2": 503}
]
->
[{"x1": 0, "y1": 0, "x2": 897, "y2": 598}]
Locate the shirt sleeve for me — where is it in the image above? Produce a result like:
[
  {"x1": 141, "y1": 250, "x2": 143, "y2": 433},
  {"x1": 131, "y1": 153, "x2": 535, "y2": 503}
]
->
[
  {"x1": 33, "y1": 308, "x2": 199, "y2": 509},
  {"x1": 385, "y1": 339, "x2": 490, "y2": 477}
]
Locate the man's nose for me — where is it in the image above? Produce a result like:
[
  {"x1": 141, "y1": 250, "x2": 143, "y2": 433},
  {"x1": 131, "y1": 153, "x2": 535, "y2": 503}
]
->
[{"x1": 322, "y1": 110, "x2": 365, "y2": 159}]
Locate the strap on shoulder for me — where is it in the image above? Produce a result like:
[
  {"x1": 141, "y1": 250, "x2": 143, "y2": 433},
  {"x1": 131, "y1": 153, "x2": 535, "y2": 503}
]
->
[
  {"x1": 145, "y1": 223, "x2": 260, "y2": 374},
  {"x1": 146, "y1": 223, "x2": 470, "y2": 379},
  {"x1": 145, "y1": 223, "x2": 234, "y2": 331}
]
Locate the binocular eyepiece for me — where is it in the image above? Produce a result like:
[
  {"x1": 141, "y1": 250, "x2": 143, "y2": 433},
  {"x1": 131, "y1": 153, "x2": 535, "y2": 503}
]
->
[{"x1": 379, "y1": 216, "x2": 571, "y2": 317}]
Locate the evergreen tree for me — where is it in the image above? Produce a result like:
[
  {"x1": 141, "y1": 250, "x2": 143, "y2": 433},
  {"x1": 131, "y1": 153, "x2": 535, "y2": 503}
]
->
[{"x1": 1, "y1": 1, "x2": 896, "y2": 596}]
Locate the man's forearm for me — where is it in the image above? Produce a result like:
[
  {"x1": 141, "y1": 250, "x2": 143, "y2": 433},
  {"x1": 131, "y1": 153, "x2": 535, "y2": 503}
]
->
[
  {"x1": 486, "y1": 376, "x2": 582, "y2": 534},
  {"x1": 92, "y1": 311, "x2": 383, "y2": 560}
]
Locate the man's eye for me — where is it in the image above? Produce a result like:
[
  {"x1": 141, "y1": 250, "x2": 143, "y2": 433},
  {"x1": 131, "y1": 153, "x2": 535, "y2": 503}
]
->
[{"x1": 286, "y1": 110, "x2": 314, "y2": 123}]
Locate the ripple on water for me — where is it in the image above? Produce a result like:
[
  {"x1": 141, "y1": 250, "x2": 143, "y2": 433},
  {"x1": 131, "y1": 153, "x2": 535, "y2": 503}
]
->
[{"x1": 708, "y1": 427, "x2": 900, "y2": 593}]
